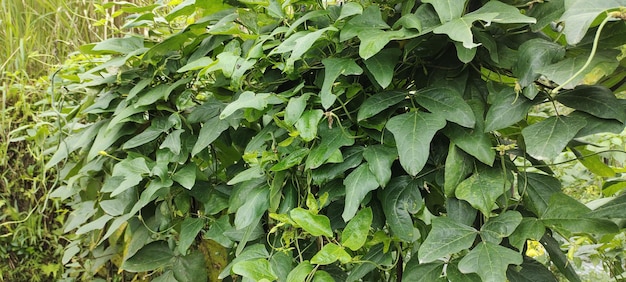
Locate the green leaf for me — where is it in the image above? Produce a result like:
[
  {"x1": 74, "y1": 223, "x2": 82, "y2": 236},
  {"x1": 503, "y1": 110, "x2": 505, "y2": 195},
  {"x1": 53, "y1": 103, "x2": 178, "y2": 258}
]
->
[
  {"x1": 306, "y1": 125, "x2": 355, "y2": 169},
  {"x1": 295, "y1": 110, "x2": 324, "y2": 142},
  {"x1": 571, "y1": 111, "x2": 626, "y2": 137},
  {"x1": 357, "y1": 91, "x2": 407, "y2": 121},
  {"x1": 105, "y1": 157, "x2": 151, "y2": 197},
  {"x1": 507, "y1": 258, "x2": 559, "y2": 282},
  {"x1": 362, "y1": 145, "x2": 397, "y2": 187},
  {"x1": 433, "y1": 1, "x2": 535, "y2": 48},
  {"x1": 458, "y1": 242, "x2": 523, "y2": 282},
  {"x1": 338, "y1": 2, "x2": 363, "y2": 21},
  {"x1": 402, "y1": 259, "x2": 444, "y2": 282},
  {"x1": 178, "y1": 218, "x2": 204, "y2": 254},
  {"x1": 286, "y1": 261, "x2": 314, "y2": 282},
  {"x1": 387, "y1": 111, "x2": 447, "y2": 176},
  {"x1": 227, "y1": 166, "x2": 265, "y2": 185},
  {"x1": 480, "y1": 211, "x2": 523, "y2": 244},
  {"x1": 571, "y1": 147, "x2": 616, "y2": 177},
  {"x1": 358, "y1": 29, "x2": 417, "y2": 60},
  {"x1": 484, "y1": 88, "x2": 535, "y2": 132},
  {"x1": 220, "y1": 91, "x2": 270, "y2": 119},
  {"x1": 380, "y1": 176, "x2": 423, "y2": 242},
  {"x1": 443, "y1": 116, "x2": 495, "y2": 166},
  {"x1": 556, "y1": 85, "x2": 626, "y2": 123},
  {"x1": 271, "y1": 148, "x2": 310, "y2": 171},
  {"x1": 269, "y1": 251, "x2": 292, "y2": 282},
  {"x1": 172, "y1": 163, "x2": 196, "y2": 189},
  {"x1": 590, "y1": 193, "x2": 626, "y2": 218},
  {"x1": 178, "y1": 57, "x2": 214, "y2": 72},
  {"x1": 160, "y1": 129, "x2": 184, "y2": 154},
  {"x1": 285, "y1": 27, "x2": 338, "y2": 72},
  {"x1": 191, "y1": 116, "x2": 229, "y2": 156},
  {"x1": 508, "y1": 218, "x2": 546, "y2": 251},
  {"x1": 454, "y1": 41, "x2": 476, "y2": 63},
  {"x1": 171, "y1": 251, "x2": 208, "y2": 282},
  {"x1": 541, "y1": 193, "x2": 618, "y2": 234},
  {"x1": 205, "y1": 215, "x2": 234, "y2": 248},
  {"x1": 364, "y1": 48, "x2": 401, "y2": 89},
  {"x1": 559, "y1": 0, "x2": 626, "y2": 44},
  {"x1": 419, "y1": 217, "x2": 477, "y2": 263},
  {"x1": 218, "y1": 244, "x2": 269, "y2": 279},
  {"x1": 232, "y1": 259, "x2": 277, "y2": 281},
  {"x1": 234, "y1": 186, "x2": 269, "y2": 229},
  {"x1": 447, "y1": 260, "x2": 481, "y2": 282},
  {"x1": 340, "y1": 5, "x2": 390, "y2": 41},
  {"x1": 310, "y1": 243, "x2": 352, "y2": 265},
  {"x1": 313, "y1": 270, "x2": 334, "y2": 282},
  {"x1": 342, "y1": 164, "x2": 379, "y2": 221},
  {"x1": 341, "y1": 207, "x2": 373, "y2": 251},
  {"x1": 414, "y1": 87, "x2": 475, "y2": 128},
  {"x1": 513, "y1": 39, "x2": 565, "y2": 87},
  {"x1": 446, "y1": 197, "x2": 478, "y2": 227},
  {"x1": 444, "y1": 144, "x2": 473, "y2": 196},
  {"x1": 290, "y1": 208, "x2": 333, "y2": 237},
  {"x1": 521, "y1": 116, "x2": 586, "y2": 160},
  {"x1": 123, "y1": 241, "x2": 174, "y2": 272},
  {"x1": 92, "y1": 36, "x2": 144, "y2": 54},
  {"x1": 455, "y1": 168, "x2": 508, "y2": 216},
  {"x1": 422, "y1": 0, "x2": 468, "y2": 23},
  {"x1": 285, "y1": 94, "x2": 311, "y2": 125},
  {"x1": 320, "y1": 58, "x2": 363, "y2": 109}
]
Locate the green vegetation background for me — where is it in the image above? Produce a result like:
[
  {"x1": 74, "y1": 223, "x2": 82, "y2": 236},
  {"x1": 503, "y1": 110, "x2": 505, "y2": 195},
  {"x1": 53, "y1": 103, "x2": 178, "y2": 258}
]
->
[{"x1": 0, "y1": 1, "x2": 624, "y2": 281}]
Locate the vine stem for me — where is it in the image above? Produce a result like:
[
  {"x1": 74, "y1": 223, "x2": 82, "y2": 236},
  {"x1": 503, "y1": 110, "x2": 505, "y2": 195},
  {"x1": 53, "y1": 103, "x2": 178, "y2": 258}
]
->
[{"x1": 550, "y1": 13, "x2": 616, "y2": 95}]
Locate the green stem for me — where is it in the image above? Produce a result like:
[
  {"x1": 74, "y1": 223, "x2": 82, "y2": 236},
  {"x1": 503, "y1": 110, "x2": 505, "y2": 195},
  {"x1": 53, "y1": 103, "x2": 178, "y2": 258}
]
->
[{"x1": 551, "y1": 14, "x2": 613, "y2": 95}]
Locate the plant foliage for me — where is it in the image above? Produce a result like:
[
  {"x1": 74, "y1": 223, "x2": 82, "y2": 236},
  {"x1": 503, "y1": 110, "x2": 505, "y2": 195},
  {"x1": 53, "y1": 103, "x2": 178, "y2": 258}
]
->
[{"x1": 48, "y1": 0, "x2": 626, "y2": 280}]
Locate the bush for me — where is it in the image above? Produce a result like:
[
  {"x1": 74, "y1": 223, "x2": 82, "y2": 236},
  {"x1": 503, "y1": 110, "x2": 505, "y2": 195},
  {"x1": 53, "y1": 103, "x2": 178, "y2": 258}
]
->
[{"x1": 48, "y1": 0, "x2": 626, "y2": 281}]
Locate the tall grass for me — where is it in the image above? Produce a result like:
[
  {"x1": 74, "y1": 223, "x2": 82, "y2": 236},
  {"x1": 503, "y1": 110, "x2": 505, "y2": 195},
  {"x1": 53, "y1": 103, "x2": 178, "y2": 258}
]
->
[{"x1": 0, "y1": 1, "x2": 146, "y2": 280}]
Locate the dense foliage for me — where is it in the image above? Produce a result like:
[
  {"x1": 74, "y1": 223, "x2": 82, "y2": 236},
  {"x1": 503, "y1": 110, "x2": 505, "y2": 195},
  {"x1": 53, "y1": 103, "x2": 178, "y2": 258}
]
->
[{"x1": 47, "y1": 0, "x2": 626, "y2": 281}]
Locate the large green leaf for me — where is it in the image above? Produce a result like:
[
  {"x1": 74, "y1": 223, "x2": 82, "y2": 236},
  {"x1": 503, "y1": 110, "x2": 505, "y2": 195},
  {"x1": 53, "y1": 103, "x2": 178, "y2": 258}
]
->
[
  {"x1": 414, "y1": 87, "x2": 475, "y2": 128},
  {"x1": 285, "y1": 93, "x2": 311, "y2": 125},
  {"x1": 286, "y1": 261, "x2": 314, "y2": 281},
  {"x1": 364, "y1": 48, "x2": 401, "y2": 88},
  {"x1": 270, "y1": 148, "x2": 310, "y2": 171},
  {"x1": 320, "y1": 58, "x2": 363, "y2": 109},
  {"x1": 589, "y1": 193, "x2": 626, "y2": 218},
  {"x1": 508, "y1": 218, "x2": 546, "y2": 251},
  {"x1": 357, "y1": 91, "x2": 407, "y2": 121},
  {"x1": 541, "y1": 193, "x2": 618, "y2": 234},
  {"x1": 518, "y1": 173, "x2": 562, "y2": 217},
  {"x1": 418, "y1": 217, "x2": 477, "y2": 263},
  {"x1": 480, "y1": 211, "x2": 523, "y2": 244},
  {"x1": 556, "y1": 85, "x2": 626, "y2": 123},
  {"x1": 220, "y1": 91, "x2": 270, "y2": 119},
  {"x1": 306, "y1": 125, "x2": 355, "y2": 169},
  {"x1": 458, "y1": 242, "x2": 523, "y2": 282},
  {"x1": 290, "y1": 208, "x2": 333, "y2": 237},
  {"x1": 232, "y1": 259, "x2": 277, "y2": 281},
  {"x1": 342, "y1": 164, "x2": 379, "y2": 221},
  {"x1": 443, "y1": 124, "x2": 495, "y2": 166},
  {"x1": 123, "y1": 241, "x2": 174, "y2": 272},
  {"x1": 295, "y1": 110, "x2": 324, "y2": 142},
  {"x1": 433, "y1": 1, "x2": 535, "y2": 48},
  {"x1": 506, "y1": 258, "x2": 559, "y2": 282},
  {"x1": 522, "y1": 116, "x2": 587, "y2": 160},
  {"x1": 484, "y1": 88, "x2": 535, "y2": 132},
  {"x1": 172, "y1": 163, "x2": 196, "y2": 189},
  {"x1": 285, "y1": 26, "x2": 338, "y2": 72},
  {"x1": 455, "y1": 168, "x2": 508, "y2": 216},
  {"x1": 537, "y1": 50, "x2": 620, "y2": 89},
  {"x1": 444, "y1": 144, "x2": 473, "y2": 196},
  {"x1": 341, "y1": 207, "x2": 372, "y2": 251},
  {"x1": 447, "y1": 260, "x2": 481, "y2": 282},
  {"x1": 379, "y1": 176, "x2": 423, "y2": 242},
  {"x1": 105, "y1": 157, "x2": 151, "y2": 197},
  {"x1": 386, "y1": 111, "x2": 447, "y2": 176},
  {"x1": 422, "y1": 0, "x2": 468, "y2": 23},
  {"x1": 340, "y1": 5, "x2": 390, "y2": 42},
  {"x1": 559, "y1": 0, "x2": 626, "y2": 44},
  {"x1": 362, "y1": 145, "x2": 397, "y2": 187},
  {"x1": 178, "y1": 218, "x2": 204, "y2": 254},
  {"x1": 513, "y1": 39, "x2": 565, "y2": 87},
  {"x1": 218, "y1": 244, "x2": 269, "y2": 279},
  {"x1": 234, "y1": 186, "x2": 269, "y2": 229},
  {"x1": 402, "y1": 259, "x2": 445, "y2": 282},
  {"x1": 171, "y1": 251, "x2": 208, "y2": 282},
  {"x1": 310, "y1": 243, "x2": 352, "y2": 265},
  {"x1": 191, "y1": 116, "x2": 230, "y2": 156}
]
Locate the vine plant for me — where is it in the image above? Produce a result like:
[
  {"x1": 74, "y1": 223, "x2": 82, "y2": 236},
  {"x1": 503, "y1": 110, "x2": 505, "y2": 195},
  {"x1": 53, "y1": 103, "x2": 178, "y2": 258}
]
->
[{"x1": 48, "y1": 0, "x2": 626, "y2": 281}]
